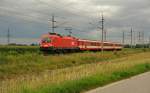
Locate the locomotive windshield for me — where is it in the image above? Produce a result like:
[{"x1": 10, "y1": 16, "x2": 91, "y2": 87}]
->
[{"x1": 42, "y1": 37, "x2": 51, "y2": 43}]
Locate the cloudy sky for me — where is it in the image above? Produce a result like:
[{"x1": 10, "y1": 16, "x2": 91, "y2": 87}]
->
[{"x1": 0, "y1": 0, "x2": 150, "y2": 44}]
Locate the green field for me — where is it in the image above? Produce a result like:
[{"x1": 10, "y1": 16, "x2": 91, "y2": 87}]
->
[{"x1": 0, "y1": 46, "x2": 150, "y2": 93}]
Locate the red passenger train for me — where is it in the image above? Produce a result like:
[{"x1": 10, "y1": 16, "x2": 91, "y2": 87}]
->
[{"x1": 40, "y1": 33, "x2": 122, "y2": 52}]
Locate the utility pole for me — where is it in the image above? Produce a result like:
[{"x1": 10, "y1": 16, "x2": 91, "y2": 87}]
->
[
  {"x1": 138, "y1": 31, "x2": 141, "y2": 44},
  {"x1": 142, "y1": 31, "x2": 144, "y2": 48},
  {"x1": 133, "y1": 30, "x2": 136, "y2": 46},
  {"x1": 101, "y1": 12, "x2": 104, "y2": 52},
  {"x1": 130, "y1": 28, "x2": 133, "y2": 48},
  {"x1": 7, "y1": 27, "x2": 10, "y2": 45},
  {"x1": 104, "y1": 29, "x2": 106, "y2": 41},
  {"x1": 65, "y1": 27, "x2": 72, "y2": 36},
  {"x1": 149, "y1": 36, "x2": 150, "y2": 48},
  {"x1": 51, "y1": 15, "x2": 56, "y2": 33},
  {"x1": 122, "y1": 31, "x2": 125, "y2": 45}
]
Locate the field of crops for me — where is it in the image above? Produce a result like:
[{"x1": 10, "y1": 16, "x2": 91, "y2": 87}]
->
[{"x1": 0, "y1": 46, "x2": 150, "y2": 93}]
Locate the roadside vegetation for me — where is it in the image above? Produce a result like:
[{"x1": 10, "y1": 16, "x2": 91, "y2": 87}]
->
[{"x1": 0, "y1": 46, "x2": 150, "y2": 93}]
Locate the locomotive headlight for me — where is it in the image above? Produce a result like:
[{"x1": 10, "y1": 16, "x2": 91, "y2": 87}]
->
[
  {"x1": 71, "y1": 42, "x2": 75, "y2": 45},
  {"x1": 44, "y1": 45, "x2": 49, "y2": 47},
  {"x1": 48, "y1": 43, "x2": 53, "y2": 46}
]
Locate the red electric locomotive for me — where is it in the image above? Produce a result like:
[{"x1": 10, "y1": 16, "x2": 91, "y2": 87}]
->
[
  {"x1": 40, "y1": 33, "x2": 79, "y2": 52},
  {"x1": 40, "y1": 33, "x2": 123, "y2": 52}
]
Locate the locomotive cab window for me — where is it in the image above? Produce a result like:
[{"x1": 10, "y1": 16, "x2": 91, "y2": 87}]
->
[{"x1": 42, "y1": 37, "x2": 51, "y2": 43}]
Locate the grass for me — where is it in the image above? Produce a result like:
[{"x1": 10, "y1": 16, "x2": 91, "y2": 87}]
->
[
  {"x1": 0, "y1": 45, "x2": 39, "y2": 54},
  {"x1": 0, "y1": 51, "x2": 150, "y2": 93},
  {"x1": 32, "y1": 63, "x2": 150, "y2": 93},
  {"x1": 0, "y1": 46, "x2": 149, "y2": 80}
]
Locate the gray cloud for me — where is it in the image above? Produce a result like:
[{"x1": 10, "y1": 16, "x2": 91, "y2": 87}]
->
[{"x1": 0, "y1": 0, "x2": 150, "y2": 44}]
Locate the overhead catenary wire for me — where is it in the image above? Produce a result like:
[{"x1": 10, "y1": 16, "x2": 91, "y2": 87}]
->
[{"x1": 65, "y1": 27, "x2": 72, "y2": 36}]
